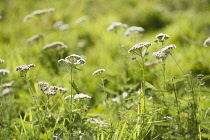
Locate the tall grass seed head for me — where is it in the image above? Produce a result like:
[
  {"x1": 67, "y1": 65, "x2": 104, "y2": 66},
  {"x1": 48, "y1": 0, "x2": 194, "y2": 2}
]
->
[
  {"x1": 92, "y1": 69, "x2": 105, "y2": 76},
  {"x1": 203, "y1": 37, "x2": 210, "y2": 47},
  {"x1": 107, "y1": 22, "x2": 128, "y2": 31}
]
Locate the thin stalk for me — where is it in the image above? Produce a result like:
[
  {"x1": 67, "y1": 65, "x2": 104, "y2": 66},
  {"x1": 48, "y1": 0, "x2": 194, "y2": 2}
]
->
[{"x1": 170, "y1": 54, "x2": 185, "y2": 75}]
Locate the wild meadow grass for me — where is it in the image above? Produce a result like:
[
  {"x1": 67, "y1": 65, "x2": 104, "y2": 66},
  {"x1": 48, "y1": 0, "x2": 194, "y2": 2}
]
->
[{"x1": 1, "y1": 0, "x2": 210, "y2": 140}]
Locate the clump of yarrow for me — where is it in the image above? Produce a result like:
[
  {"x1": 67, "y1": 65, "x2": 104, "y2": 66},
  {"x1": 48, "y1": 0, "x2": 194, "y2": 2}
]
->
[
  {"x1": 53, "y1": 21, "x2": 69, "y2": 31},
  {"x1": 23, "y1": 8, "x2": 55, "y2": 22},
  {"x1": 203, "y1": 37, "x2": 210, "y2": 47},
  {"x1": 154, "y1": 33, "x2": 170, "y2": 44},
  {"x1": 124, "y1": 26, "x2": 144, "y2": 37},
  {"x1": 128, "y1": 42, "x2": 152, "y2": 57},
  {"x1": 107, "y1": 22, "x2": 128, "y2": 31},
  {"x1": 38, "y1": 81, "x2": 68, "y2": 95},
  {"x1": 58, "y1": 54, "x2": 86, "y2": 67},
  {"x1": 0, "y1": 58, "x2": 5, "y2": 63},
  {"x1": 75, "y1": 16, "x2": 88, "y2": 24},
  {"x1": 152, "y1": 44, "x2": 176, "y2": 60},
  {"x1": 42, "y1": 41, "x2": 68, "y2": 50},
  {"x1": 27, "y1": 33, "x2": 44, "y2": 46},
  {"x1": 65, "y1": 93, "x2": 91, "y2": 100},
  {"x1": 16, "y1": 64, "x2": 35, "y2": 77},
  {"x1": 92, "y1": 69, "x2": 105, "y2": 76},
  {"x1": 0, "y1": 69, "x2": 9, "y2": 76}
]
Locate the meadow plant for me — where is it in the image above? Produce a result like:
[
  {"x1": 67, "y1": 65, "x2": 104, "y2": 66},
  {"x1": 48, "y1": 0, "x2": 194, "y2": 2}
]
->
[
  {"x1": 23, "y1": 8, "x2": 55, "y2": 22},
  {"x1": 203, "y1": 37, "x2": 210, "y2": 47},
  {"x1": 92, "y1": 69, "x2": 107, "y2": 103},
  {"x1": 107, "y1": 22, "x2": 128, "y2": 31},
  {"x1": 27, "y1": 33, "x2": 44, "y2": 46},
  {"x1": 124, "y1": 26, "x2": 144, "y2": 37}
]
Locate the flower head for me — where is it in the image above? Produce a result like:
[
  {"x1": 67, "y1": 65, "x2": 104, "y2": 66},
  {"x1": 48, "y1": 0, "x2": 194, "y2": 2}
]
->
[
  {"x1": 161, "y1": 44, "x2": 176, "y2": 54},
  {"x1": 92, "y1": 69, "x2": 105, "y2": 76},
  {"x1": 203, "y1": 37, "x2": 210, "y2": 47},
  {"x1": 0, "y1": 59, "x2": 5, "y2": 63},
  {"x1": 128, "y1": 42, "x2": 151, "y2": 54},
  {"x1": 0, "y1": 69, "x2": 9, "y2": 76},
  {"x1": 152, "y1": 51, "x2": 167, "y2": 59},
  {"x1": 107, "y1": 22, "x2": 128, "y2": 31},
  {"x1": 23, "y1": 8, "x2": 55, "y2": 22},
  {"x1": 27, "y1": 33, "x2": 44, "y2": 46},
  {"x1": 154, "y1": 33, "x2": 170, "y2": 43},
  {"x1": 75, "y1": 16, "x2": 88, "y2": 24},
  {"x1": 73, "y1": 93, "x2": 91, "y2": 100},
  {"x1": 124, "y1": 26, "x2": 144, "y2": 37},
  {"x1": 16, "y1": 64, "x2": 35, "y2": 76},
  {"x1": 58, "y1": 54, "x2": 86, "y2": 66},
  {"x1": 43, "y1": 41, "x2": 68, "y2": 50}
]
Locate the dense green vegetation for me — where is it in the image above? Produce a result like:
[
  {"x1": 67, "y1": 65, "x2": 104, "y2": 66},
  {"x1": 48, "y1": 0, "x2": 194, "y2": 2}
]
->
[{"x1": 1, "y1": 0, "x2": 210, "y2": 139}]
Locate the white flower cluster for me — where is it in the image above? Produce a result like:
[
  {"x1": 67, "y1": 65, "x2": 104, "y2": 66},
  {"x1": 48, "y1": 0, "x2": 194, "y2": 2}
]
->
[
  {"x1": 0, "y1": 58, "x2": 5, "y2": 63},
  {"x1": 16, "y1": 64, "x2": 35, "y2": 72},
  {"x1": 38, "y1": 81, "x2": 68, "y2": 95},
  {"x1": 27, "y1": 33, "x2": 44, "y2": 45},
  {"x1": 154, "y1": 33, "x2": 170, "y2": 43},
  {"x1": 0, "y1": 69, "x2": 9, "y2": 76},
  {"x1": 128, "y1": 42, "x2": 152, "y2": 54},
  {"x1": 92, "y1": 69, "x2": 105, "y2": 76},
  {"x1": 64, "y1": 93, "x2": 91, "y2": 100},
  {"x1": 124, "y1": 26, "x2": 144, "y2": 37},
  {"x1": 43, "y1": 41, "x2": 68, "y2": 50},
  {"x1": 16, "y1": 64, "x2": 35, "y2": 76},
  {"x1": 58, "y1": 54, "x2": 86, "y2": 66},
  {"x1": 107, "y1": 22, "x2": 128, "y2": 31},
  {"x1": 53, "y1": 21, "x2": 69, "y2": 31},
  {"x1": 153, "y1": 44, "x2": 176, "y2": 59},
  {"x1": 75, "y1": 16, "x2": 88, "y2": 24},
  {"x1": 23, "y1": 8, "x2": 55, "y2": 22},
  {"x1": 203, "y1": 37, "x2": 210, "y2": 47}
]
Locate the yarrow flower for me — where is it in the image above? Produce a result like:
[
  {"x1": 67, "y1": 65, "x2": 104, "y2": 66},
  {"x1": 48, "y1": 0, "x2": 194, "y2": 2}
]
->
[
  {"x1": 53, "y1": 21, "x2": 69, "y2": 31},
  {"x1": 0, "y1": 69, "x2": 9, "y2": 76},
  {"x1": 23, "y1": 8, "x2": 55, "y2": 22},
  {"x1": 0, "y1": 88, "x2": 12, "y2": 97},
  {"x1": 16, "y1": 64, "x2": 35, "y2": 76},
  {"x1": 197, "y1": 74, "x2": 204, "y2": 79},
  {"x1": 128, "y1": 42, "x2": 152, "y2": 54},
  {"x1": 73, "y1": 93, "x2": 92, "y2": 100},
  {"x1": 203, "y1": 37, "x2": 210, "y2": 47},
  {"x1": 152, "y1": 44, "x2": 176, "y2": 59},
  {"x1": 58, "y1": 54, "x2": 86, "y2": 66},
  {"x1": 0, "y1": 59, "x2": 5, "y2": 63},
  {"x1": 0, "y1": 81, "x2": 14, "y2": 88},
  {"x1": 107, "y1": 22, "x2": 128, "y2": 31},
  {"x1": 154, "y1": 33, "x2": 170, "y2": 43},
  {"x1": 38, "y1": 81, "x2": 68, "y2": 95},
  {"x1": 92, "y1": 69, "x2": 105, "y2": 76},
  {"x1": 27, "y1": 33, "x2": 44, "y2": 46},
  {"x1": 124, "y1": 26, "x2": 144, "y2": 37},
  {"x1": 75, "y1": 16, "x2": 88, "y2": 24},
  {"x1": 43, "y1": 41, "x2": 68, "y2": 50}
]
